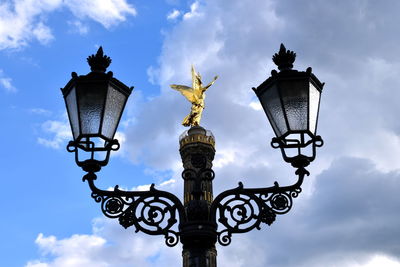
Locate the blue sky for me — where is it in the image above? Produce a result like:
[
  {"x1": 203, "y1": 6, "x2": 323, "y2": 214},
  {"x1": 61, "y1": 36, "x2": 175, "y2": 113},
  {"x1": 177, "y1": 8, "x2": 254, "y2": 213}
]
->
[{"x1": 1, "y1": 0, "x2": 400, "y2": 266}]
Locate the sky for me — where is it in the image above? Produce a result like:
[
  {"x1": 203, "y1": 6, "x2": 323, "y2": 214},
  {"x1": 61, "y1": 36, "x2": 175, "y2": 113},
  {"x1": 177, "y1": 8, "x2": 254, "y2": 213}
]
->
[{"x1": 1, "y1": 0, "x2": 400, "y2": 266}]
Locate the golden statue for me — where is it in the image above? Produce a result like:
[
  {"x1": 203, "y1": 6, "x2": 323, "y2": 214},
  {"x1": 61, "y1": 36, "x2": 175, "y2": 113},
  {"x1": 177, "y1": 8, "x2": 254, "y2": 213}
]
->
[{"x1": 171, "y1": 65, "x2": 218, "y2": 127}]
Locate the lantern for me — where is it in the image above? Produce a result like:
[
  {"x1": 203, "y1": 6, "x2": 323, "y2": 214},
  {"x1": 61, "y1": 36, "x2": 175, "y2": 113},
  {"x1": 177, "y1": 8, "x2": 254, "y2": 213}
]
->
[
  {"x1": 253, "y1": 44, "x2": 324, "y2": 166},
  {"x1": 62, "y1": 47, "x2": 133, "y2": 170}
]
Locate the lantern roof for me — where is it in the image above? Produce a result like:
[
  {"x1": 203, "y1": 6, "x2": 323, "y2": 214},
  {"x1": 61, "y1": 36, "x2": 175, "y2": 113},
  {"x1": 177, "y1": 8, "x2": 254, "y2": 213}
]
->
[
  {"x1": 253, "y1": 44, "x2": 325, "y2": 97},
  {"x1": 61, "y1": 47, "x2": 133, "y2": 97}
]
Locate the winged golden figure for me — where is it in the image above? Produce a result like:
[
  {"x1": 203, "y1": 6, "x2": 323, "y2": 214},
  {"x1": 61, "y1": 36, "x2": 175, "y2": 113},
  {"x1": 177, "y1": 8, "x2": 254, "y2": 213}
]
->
[{"x1": 170, "y1": 65, "x2": 218, "y2": 127}]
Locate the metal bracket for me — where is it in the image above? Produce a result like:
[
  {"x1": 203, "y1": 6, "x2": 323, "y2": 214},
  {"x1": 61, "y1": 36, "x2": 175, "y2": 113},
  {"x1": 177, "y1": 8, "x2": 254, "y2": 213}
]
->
[
  {"x1": 82, "y1": 172, "x2": 185, "y2": 247},
  {"x1": 209, "y1": 166, "x2": 309, "y2": 246}
]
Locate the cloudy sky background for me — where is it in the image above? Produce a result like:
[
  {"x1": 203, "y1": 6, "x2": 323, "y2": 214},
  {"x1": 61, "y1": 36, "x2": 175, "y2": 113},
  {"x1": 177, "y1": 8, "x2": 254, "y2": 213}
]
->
[{"x1": 1, "y1": 0, "x2": 400, "y2": 266}]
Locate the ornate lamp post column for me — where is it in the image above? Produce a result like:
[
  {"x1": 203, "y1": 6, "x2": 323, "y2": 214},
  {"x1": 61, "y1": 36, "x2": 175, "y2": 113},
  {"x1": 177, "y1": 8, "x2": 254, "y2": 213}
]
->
[
  {"x1": 179, "y1": 126, "x2": 217, "y2": 267},
  {"x1": 61, "y1": 44, "x2": 324, "y2": 267}
]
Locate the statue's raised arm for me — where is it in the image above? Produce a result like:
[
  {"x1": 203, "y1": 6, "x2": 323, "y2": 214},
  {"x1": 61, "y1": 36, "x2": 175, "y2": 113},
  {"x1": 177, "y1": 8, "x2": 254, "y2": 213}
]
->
[
  {"x1": 203, "y1": 75, "x2": 219, "y2": 91},
  {"x1": 170, "y1": 65, "x2": 218, "y2": 127}
]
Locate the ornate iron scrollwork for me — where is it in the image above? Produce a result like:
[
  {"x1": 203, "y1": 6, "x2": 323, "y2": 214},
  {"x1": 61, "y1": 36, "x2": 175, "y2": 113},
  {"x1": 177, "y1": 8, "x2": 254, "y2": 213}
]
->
[
  {"x1": 81, "y1": 164, "x2": 310, "y2": 248},
  {"x1": 83, "y1": 172, "x2": 185, "y2": 247},
  {"x1": 210, "y1": 167, "x2": 309, "y2": 246}
]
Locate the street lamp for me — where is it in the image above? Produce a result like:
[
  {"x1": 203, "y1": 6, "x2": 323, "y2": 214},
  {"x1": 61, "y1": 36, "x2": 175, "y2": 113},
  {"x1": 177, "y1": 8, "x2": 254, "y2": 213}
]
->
[
  {"x1": 62, "y1": 44, "x2": 324, "y2": 267},
  {"x1": 253, "y1": 44, "x2": 324, "y2": 168},
  {"x1": 62, "y1": 47, "x2": 133, "y2": 172}
]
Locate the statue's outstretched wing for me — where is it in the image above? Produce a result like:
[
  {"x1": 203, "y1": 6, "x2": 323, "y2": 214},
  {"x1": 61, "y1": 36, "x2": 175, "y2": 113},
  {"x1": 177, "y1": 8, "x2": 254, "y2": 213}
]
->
[
  {"x1": 203, "y1": 75, "x2": 219, "y2": 91},
  {"x1": 170, "y1": 84, "x2": 196, "y2": 103},
  {"x1": 191, "y1": 65, "x2": 202, "y2": 90}
]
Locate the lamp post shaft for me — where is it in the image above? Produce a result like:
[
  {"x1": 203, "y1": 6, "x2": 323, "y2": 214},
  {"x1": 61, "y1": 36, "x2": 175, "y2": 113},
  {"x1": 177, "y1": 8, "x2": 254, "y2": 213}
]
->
[{"x1": 179, "y1": 126, "x2": 217, "y2": 267}]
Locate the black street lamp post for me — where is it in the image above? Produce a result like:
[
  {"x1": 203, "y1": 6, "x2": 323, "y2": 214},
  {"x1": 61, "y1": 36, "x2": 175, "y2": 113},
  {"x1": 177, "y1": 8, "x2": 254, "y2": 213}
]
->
[{"x1": 61, "y1": 44, "x2": 324, "y2": 267}]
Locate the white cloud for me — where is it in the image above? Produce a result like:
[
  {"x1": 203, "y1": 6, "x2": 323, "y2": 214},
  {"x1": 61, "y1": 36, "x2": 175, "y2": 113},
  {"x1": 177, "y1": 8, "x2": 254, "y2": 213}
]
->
[
  {"x1": 128, "y1": 178, "x2": 176, "y2": 191},
  {"x1": 160, "y1": 178, "x2": 176, "y2": 187},
  {"x1": 26, "y1": 232, "x2": 108, "y2": 267},
  {"x1": 146, "y1": 65, "x2": 160, "y2": 85},
  {"x1": 32, "y1": 22, "x2": 53, "y2": 44},
  {"x1": 67, "y1": 20, "x2": 90, "y2": 35},
  {"x1": 346, "y1": 129, "x2": 400, "y2": 172},
  {"x1": 167, "y1": 9, "x2": 180, "y2": 20},
  {"x1": 26, "y1": 218, "x2": 181, "y2": 267},
  {"x1": 213, "y1": 147, "x2": 236, "y2": 168},
  {"x1": 183, "y1": 1, "x2": 202, "y2": 20},
  {"x1": 106, "y1": 177, "x2": 177, "y2": 193},
  {"x1": 0, "y1": 0, "x2": 136, "y2": 50},
  {"x1": 0, "y1": 77, "x2": 15, "y2": 92},
  {"x1": 29, "y1": 108, "x2": 52, "y2": 116},
  {"x1": 37, "y1": 119, "x2": 71, "y2": 149},
  {"x1": 360, "y1": 255, "x2": 400, "y2": 267},
  {"x1": 112, "y1": 131, "x2": 127, "y2": 157},
  {"x1": 249, "y1": 101, "x2": 262, "y2": 111},
  {"x1": 129, "y1": 183, "x2": 151, "y2": 191},
  {"x1": 0, "y1": 0, "x2": 60, "y2": 50},
  {"x1": 64, "y1": 0, "x2": 137, "y2": 29},
  {"x1": 0, "y1": 69, "x2": 17, "y2": 92}
]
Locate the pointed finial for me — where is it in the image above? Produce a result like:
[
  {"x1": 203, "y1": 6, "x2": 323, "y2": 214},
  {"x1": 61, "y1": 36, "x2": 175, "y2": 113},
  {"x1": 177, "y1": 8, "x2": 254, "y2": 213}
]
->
[
  {"x1": 87, "y1": 46, "x2": 112, "y2": 72},
  {"x1": 272, "y1": 43, "x2": 296, "y2": 71}
]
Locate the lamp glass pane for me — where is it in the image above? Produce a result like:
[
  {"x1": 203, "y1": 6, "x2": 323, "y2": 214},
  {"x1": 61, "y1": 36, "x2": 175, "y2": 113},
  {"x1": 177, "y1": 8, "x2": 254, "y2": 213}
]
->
[
  {"x1": 280, "y1": 80, "x2": 308, "y2": 131},
  {"x1": 309, "y1": 83, "x2": 321, "y2": 134},
  {"x1": 101, "y1": 86, "x2": 127, "y2": 139},
  {"x1": 78, "y1": 85, "x2": 107, "y2": 135},
  {"x1": 65, "y1": 86, "x2": 80, "y2": 139},
  {"x1": 260, "y1": 84, "x2": 287, "y2": 136}
]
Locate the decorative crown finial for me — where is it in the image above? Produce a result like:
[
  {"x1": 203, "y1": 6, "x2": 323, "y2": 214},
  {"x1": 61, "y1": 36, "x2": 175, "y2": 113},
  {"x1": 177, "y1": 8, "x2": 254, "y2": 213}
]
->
[
  {"x1": 272, "y1": 44, "x2": 296, "y2": 71},
  {"x1": 87, "y1": 46, "x2": 112, "y2": 72}
]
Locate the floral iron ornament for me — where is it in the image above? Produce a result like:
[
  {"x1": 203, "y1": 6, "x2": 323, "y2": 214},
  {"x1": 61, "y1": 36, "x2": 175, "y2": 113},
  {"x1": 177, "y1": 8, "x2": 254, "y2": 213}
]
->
[{"x1": 171, "y1": 65, "x2": 218, "y2": 127}]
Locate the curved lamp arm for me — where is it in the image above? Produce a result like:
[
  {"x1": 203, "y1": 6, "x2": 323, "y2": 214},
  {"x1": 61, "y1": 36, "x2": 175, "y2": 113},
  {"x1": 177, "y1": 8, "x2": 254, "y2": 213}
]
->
[
  {"x1": 82, "y1": 172, "x2": 186, "y2": 247},
  {"x1": 209, "y1": 166, "x2": 309, "y2": 246}
]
